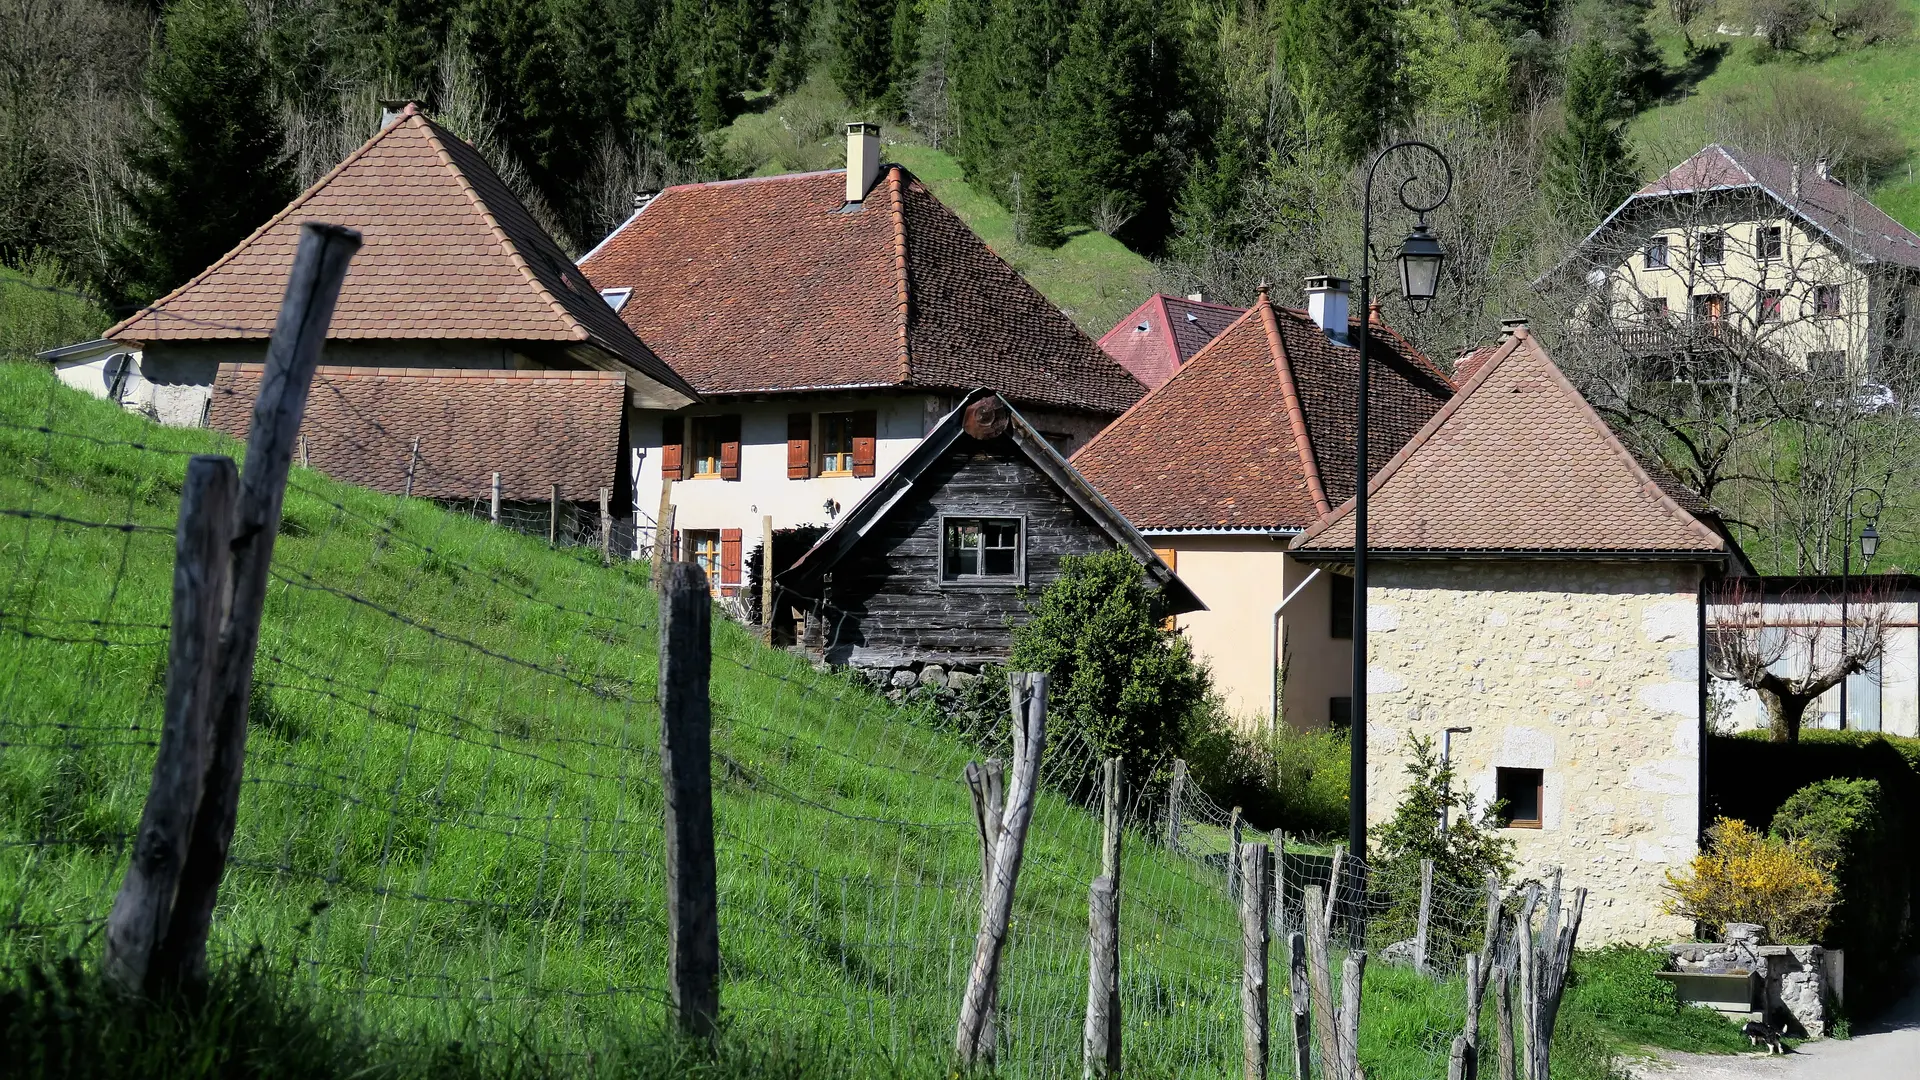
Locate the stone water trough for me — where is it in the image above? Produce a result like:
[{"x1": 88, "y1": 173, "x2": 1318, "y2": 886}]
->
[{"x1": 1660, "y1": 923, "x2": 1840, "y2": 1038}]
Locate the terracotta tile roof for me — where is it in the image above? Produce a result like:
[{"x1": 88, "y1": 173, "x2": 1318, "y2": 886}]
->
[
  {"x1": 106, "y1": 105, "x2": 695, "y2": 407},
  {"x1": 578, "y1": 165, "x2": 1145, "y2": 414},
  {"x1": 1095, "y1": 294, "x2": 1245, "y2": 390},
  {"x1": 206, "y1": 365, "x2": 627, "y2": 502},
  {"x1": 1070, "y1": 298, "x2": 1454, "y2": 531},
  {"x1": 1601, "y1": 144, "x2": 1920, "y2": 271},
  {"x1": 1292, "y1": 329, "x2": 1729, "y2": 555}
]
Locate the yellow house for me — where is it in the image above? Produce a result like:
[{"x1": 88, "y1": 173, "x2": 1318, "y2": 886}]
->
[
  {"x1": 1072, "y1": 280, "x2": 1454, "y2": 731},
  {"x1": 1564, "y1": 145, "x2": 1920, "y2": 377}
]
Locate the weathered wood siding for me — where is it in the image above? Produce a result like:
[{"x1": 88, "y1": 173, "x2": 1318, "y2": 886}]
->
[{"x1": 820, "y1": 433, "x2": 1118, "y2": 667}]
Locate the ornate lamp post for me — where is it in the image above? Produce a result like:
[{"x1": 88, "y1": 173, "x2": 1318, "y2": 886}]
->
[{"x1": 1348, "y1": 141, "x2": 1452, "y2": 932}]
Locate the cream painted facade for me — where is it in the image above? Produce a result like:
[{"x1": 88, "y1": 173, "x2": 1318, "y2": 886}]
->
[
  {"x1": 1149, "y1": 535, "x2": 1351, "y2": 732},
  {"x1": 1363, "y1": 559, "x2": 1707, "y2": 945}
]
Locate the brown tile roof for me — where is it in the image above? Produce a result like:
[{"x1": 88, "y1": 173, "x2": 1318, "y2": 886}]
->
[
  {"x1": 206, "y1": 365, "x2": 627, "y2": 502},
  {"x1": 106, "y1": 104, "x2": 695, "y2": 408},
  {"x1": 1095, "y1": 294, "x2": 1246, "y2": 390},
  {"x1": 1070, "y1": 297, "x2": 1454, "y2": 531},
  {"x1": 1603, "y1": 144, "x2": 1920, "y2": 270},
  {"x1": 1291, "y1": 329, "x2": 1729, "y2": 555},
  {"x1": 578, "y1": 165, "x2": 1146, "y2": 414}
]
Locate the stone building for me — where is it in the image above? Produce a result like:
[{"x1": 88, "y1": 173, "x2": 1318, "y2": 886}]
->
[{"x1": 1292, "y1": 326, "x2": 1750, "y2": 944}]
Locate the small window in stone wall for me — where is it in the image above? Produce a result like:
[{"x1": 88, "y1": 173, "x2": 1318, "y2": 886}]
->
[{"x1": 1496, "y1": 767, "x2": 1544, "y2": 829}]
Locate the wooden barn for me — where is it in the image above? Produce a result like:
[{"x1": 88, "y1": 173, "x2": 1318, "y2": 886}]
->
[{"x1": 777, "y1": 390, "x2": 1201, "y2": 679}]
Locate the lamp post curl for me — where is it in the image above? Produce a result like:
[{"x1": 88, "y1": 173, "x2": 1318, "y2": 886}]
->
[{"x1": 1346, "y1": 139, "x2": 1453, "y2": 940}]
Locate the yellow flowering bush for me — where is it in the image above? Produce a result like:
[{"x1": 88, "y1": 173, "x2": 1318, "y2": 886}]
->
[{"x1": 1663, "y1": 817, "x2": 1837, "y2": 943}]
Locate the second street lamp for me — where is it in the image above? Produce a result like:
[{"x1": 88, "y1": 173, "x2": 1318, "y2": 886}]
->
[{"x1": 1347, "y1": 140, "x2": 1452, "y2": 940}]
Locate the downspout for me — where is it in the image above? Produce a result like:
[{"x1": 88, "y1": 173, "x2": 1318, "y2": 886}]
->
[
  {"x1": 1697, "y1": 569, "x2": 1709, "y2": 848},
  {"x1": 1272, "y1": 566, "x2": 1324, "y2": 734}
]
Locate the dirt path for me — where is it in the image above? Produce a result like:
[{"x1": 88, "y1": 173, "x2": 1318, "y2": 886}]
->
[{"x1": 1623, "y1": 969, "x2": 1920, "y2": 1079}]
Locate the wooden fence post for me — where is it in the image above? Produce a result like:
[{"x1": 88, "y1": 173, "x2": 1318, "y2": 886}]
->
[
  {"x1": 549, "y1": 482, "x2": 560, "y2": 546},
  {"x1": 964, "y1": 757, "x2": 1005, "y2": 1052},
  {"x1": 1337, "y1": 951, "x2": 1367, "y2": 1080},
  {"x1": 1084, "y1": 875, "x2": 1119, "y2": 1078},
  {"x1": 1514, "y1": 884, "x2": 1539, "y2": 1080},
  {"x1": 157, "y1": 222, "x2": 361, "y2": 984},
  {"x1": 660, "y1": 561, "x2": 719, "y2": 1036},
  {"x1": 655, "y1": 474, "x2": 673, "y2": 567},
  {"x1": 760, "y1": 514, "x2": 775, "y2": 644},
  {"x1": 1101, "y1": 757, "x2": 1122, "y2": 882},
  {"x1": 1521, "y1": 871, "x2": 1585, "y2": 1080},
  {"x1": 103, "y1": 455, "x2": 238, "y2": 992},
  {"x1": 1228, "y1": 807, "x2": 1244, "y2": 900},
  {"x1": 403, "y1": 435, "x2": 419, "y2": 498},
  {"x1": 599, "y1": 486, "x2": 612, "y2": 565},
  {"x1": 1272, "y1": 832, "x2": 1289, "y2": 945},
  {"x1": 656, "y1": 505, "x2": 676, "y2": 592},
  {"x1": 1239, "y1": 842, "x2": 1272, "y2": 1080},
  {"x1": 1495, "y1": 961, "x2": 1516, "y2": 1080},
  {"x1": 1447, "y1": 952, "x2": 1480, "y2": 1080},
  {"x1": 1288, "y1": 931, "x2": 1311, "y2": 1080},
  {"x1": 955, "y1": 672, "x2": 1048, "y2": 1066},
  {"x1": 490, "y1": 471, "x2": 501, "y2": 524},
  {"x1": 1304, "y1": 884, "x2": 1338, "y2": 1074},
  {"x1": 1414, "y1": 858, "x2": 1434, "y2": 976},
  {"x1": 297, "y1": 434, "x2": 308, "y2": 468},
  {"x1": 1164, "y1": 758, "x2": 1187, "y2": 848}
]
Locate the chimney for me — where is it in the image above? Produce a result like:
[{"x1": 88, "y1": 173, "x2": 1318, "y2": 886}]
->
[
  {"x1": 1815, "y1": 156, "x2": 1833, "y2": 182},
  {"x1": 1303, "y1": 275, "x2": 1351, "y2": 345},
  {"x1": 1499, "y1": 315, "x2": 1529, "y2": 338},
  {"x1": 1792, "y1": 162, "x2": 1802, "y2": 199},
  {"x1": 633, "y1": 190, "x2": 659, "y2": 213},
  {"x1": 380, "y1": 100, "x2": 411, "y2": 129},
  {"x1": 845, "y1": 122, "x2": 881, "y2": 204},
  {"x1": 1187, "y1": 291, "x2": 1204, "y2": 302}
]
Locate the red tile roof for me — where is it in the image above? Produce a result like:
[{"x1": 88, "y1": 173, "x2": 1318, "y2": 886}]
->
[
  {"x1": 1096, "y1": 294, "x2": 1245, "y2": 390},
  {"x1": 206, "y1": 365, "x2": 628, "y2": 502},
  {"x1": 107, "y1": 105, "x2": 695, "y2": 407},
  {"x1": 578, "y1": 166, "x2": 1146, "y2": 415},
  {"x1": 1070, "y1": 298, "x2": 1454, "y2": 531},
  {"x1": 1291, "y1": 329, "x2": 1729, "y2": 555}
]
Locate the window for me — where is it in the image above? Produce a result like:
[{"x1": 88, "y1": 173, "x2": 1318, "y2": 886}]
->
[
  {"x1": 1759, "y1": 226, "x2": 1783, "y2": 262},
  {"x1": 1644, "y1": 236, "x2": 1669, "y2": 269},
  {"x1": 688, "y1": 530, "x2": 721, "y2": 580},
  {"x1": 1812, "y1": 284, "x2": 1842, "y2": 317},
  {"x1": 686, "y1": 415, "x2": 740, "y2": 480},
  {"x1": 599, "y1": 287, "x2": 632, "y2": 312},
  {"x1": 1330, "y1": 574, "x2": 1354, "y2": 639},
  {"x1": 690, "y1": 418, "x2": 725, "y2": 477},
  {"x1": 1760, "y1": 289, "x2": 1784, "y2": 322},
  {"x1": 1642, "y1": 297, "x2": 1669, "y2": 324},
  {"x1": 1696, "y1": 231, "x2": 1725, "y2": 265},
  {"x1": 818, "y1": 413, "x2": 857, "y2": 475},
  {"x1": 1328, "y1": 697, "x2": 1352, "y2": 732},
  {"x1": 941, "y1": 517, "x2": 1023, "y2": 582},
  {"x1": 1496, "y1": 768, "x2": 1544, "y2": 829},
  {"x1": 1692, "y1": 293, "x2": 1727, "y2": 325}
]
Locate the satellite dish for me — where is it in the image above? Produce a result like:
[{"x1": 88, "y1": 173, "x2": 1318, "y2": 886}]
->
[{"x1": 103, "y1": 353, "x2": 135, "y2": 402}]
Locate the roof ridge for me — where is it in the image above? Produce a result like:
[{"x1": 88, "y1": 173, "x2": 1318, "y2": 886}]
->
[
  {"x1": 1070, "y1": 303, "x2": 1266, "y2": 464},
  {"x1": 107, "y1": 105, "x2": 418, "y2": 339},
  {"x1": 888, "y1": 165, "x2": 912, "y2": 385},
  {"x1": 1258, "y1": 298, "x2": 1331, "y2": 516},
  {"x1": 1151, "y1": 294, "x2": 1180, "y2": 365},
  {"x1": 418, "y1": 116, "x2": 584, "y2": 341}
]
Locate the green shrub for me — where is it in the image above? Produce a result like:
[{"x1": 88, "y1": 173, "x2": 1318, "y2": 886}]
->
[
  {"x1": 1183, "y1": 713, "x2": 1349, "y2": 837},
  {"x1": 0, "y1": 259, "x2": 110, "y2": 360},
  {"x1": 1729, "y1": 727, "x2": 1920, "y2": 772},
  {"x1": 1771, "y1": 777, "x2": 1912, "y2": 984},
  {"x1": 1369, "y1": 734, "x2": 1515, "y2": 964},
  {"x1": 1005, "y1": 549, "x2": 1212, "y2": 784}
]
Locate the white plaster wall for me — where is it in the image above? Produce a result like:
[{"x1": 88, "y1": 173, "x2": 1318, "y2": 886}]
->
[
  {"x1": 1364, "y1": 559, "x2": 1705, "y2": 945},
  {"x1": 1713, "y1": 604, "x2": 1920, "y2": 737}
]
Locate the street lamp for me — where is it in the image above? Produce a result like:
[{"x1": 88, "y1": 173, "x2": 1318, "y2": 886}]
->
[
  {"x1": 1840, "y1": 499, "x2": 1883, "y2": 728},
  {"x1": 1440, "y1": 726, "x2": 1472, "y2": 834},
  {"x1": 1349, "y1": 141, "x2": 1453, "y2": 936}
]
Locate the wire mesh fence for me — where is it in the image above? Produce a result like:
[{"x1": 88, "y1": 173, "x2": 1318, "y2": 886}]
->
[{"x1": 0, "y1": 348, "x2": 1531, "y2": 1078}]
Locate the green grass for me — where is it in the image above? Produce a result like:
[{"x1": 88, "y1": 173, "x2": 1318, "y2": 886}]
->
[
  {"x1": 719, "y1": 77, "x2": 1156, "y2": 335},
  {"x1": 1630, "y1": 2, "x2": 1920, "y2": 230},
  {"x1": 0, "y1": 362, "x2": 1760, "y2": 1075}
]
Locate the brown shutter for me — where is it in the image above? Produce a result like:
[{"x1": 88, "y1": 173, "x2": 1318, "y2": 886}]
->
[
  {"x1": 719, "y1": 414, "x2": 742, "y2": 481},
  {"x1": 787, "y1": 412, "x2": 812, "y2": 479},
  {"x1": 851, "y1": 409, "x2": 878, "y2": 477},
  {"x1": 721, "y1": 527, "x2": 743, "y2": 585},
  {"x1": 661, "y1": 416, "x2": 685, "y2": 479},
  {"x1": 1153, "y1": 548, "x2": 1179, "y2": 631}
]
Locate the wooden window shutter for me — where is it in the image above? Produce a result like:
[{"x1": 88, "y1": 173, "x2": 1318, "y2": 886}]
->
[
  {"x1": 661, "y1": 416, "x2": 685, "y2": 479},
  {"x1": 720, "y1": 528, "x2": 743, "y2": 585},
  {"x1": 787, "y1": 412, "x2": 812, "y2": 479},
  {"x1": 1153, "y1": 548, "x2": 1179, "y2": 631},
  {"x1": 851, "y1": 410, "x2": 878, "y2": 477},
  {"x1": 719, "y1": 414, "x2": 742, "y2": 481}
]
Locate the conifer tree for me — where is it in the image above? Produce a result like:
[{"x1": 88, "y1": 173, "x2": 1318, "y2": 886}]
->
[
  {"x1": 111, "y1": 0, "x2": 295, "y2": 304},
  {"x1": 949, "y1": 0, "x2": 1078, "y2": 201},
  {"x1": 1277, "y1": 0, "x2": 1396, "y2": 163},
  {"x1": 1043, "y1": 0, "x2": 1181, "y2": 244},
  {"x1": 833, "y1": 0, "x2": 897, "y2": 105},
  {"x1": 1543, "y1": 40, "x2": 1637, "y2": 226}
]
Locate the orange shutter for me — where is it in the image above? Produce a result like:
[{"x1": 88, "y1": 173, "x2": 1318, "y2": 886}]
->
[
  {"x1": 721, "y1": 528, "x2": 743, "y2": 585},
  {"x1": 719, "y1": 414, "x2": 742, "y2": 481},
  {"x1": 661, "y1": 416, "x2": 684, "y2": 479},
  {"x1": 787, "y1": 412, "x2": 811, "y2": 479},
  {"x1": 851, "y1": 410, "x2": 878, "y2": 477},
  {"x1": 1153, "y1": 548, "x2": 1179, "y2": 631}
]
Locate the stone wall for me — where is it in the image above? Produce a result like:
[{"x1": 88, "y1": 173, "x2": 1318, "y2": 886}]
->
[
  {"x1": 1667, "y1": 926, "x2": 1830, "y2": 1037},
  {"x1": 1364, "y1": 559, "x2": 1705, "y2": 945}
]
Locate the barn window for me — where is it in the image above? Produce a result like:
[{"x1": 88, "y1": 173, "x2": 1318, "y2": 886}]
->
[
  {"x1": 1496, "y1": 768, "x2": 1544, "y2": 829},
  {"x1": 941, "y1": 516, "x2": 1023, "y2": 583},
  {"x1": 819, "y1": 413, "x2": 856, "y2": 475}
]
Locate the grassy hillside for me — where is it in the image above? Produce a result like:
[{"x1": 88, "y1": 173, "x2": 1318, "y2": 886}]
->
[
  {"x1": 1630, "y1": 2, "x2": 1920, "y2": 228},
  {"x1": 721, "y1": 79, "x2": 1156, "y2": 336},
  {"x1": 0, "y1": 262, "x2": 112, "y2": 359}
]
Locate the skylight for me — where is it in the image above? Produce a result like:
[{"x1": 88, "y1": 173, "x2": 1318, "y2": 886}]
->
[{"x1": 600, "y1": 287, "x2": 633, "y2": 312}]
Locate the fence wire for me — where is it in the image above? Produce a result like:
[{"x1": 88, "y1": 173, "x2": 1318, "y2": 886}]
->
[{"x1": 0, "y1": 363, "x2": 1506, "y2": 1077}]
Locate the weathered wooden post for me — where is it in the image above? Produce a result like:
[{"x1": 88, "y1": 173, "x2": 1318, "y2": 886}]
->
[
  {"x1": 660, "y1": 561, "x2": 719, "y2": 1037},
  {"x1": 1228, "y1": 807, "x2": 1244, "y2": 900},
  {"x1": 955, "y1": 672, "x2": 1048, "y2": 1066},
  {"x1": 964, "y1": 757, "x2": 1005, "y2": 1052},
  {"x1": 1495, "y1": 962, "x2": 1516, "y2": 1080},
  {"x1": 1522, "y1": 872, "x2": 1585, "y2": 1080},
  {"x1": 1448, "y1": 873, "x2": 1506, "y2": 1080},
  {"x1": 1164, "y1": 758, "x2": 1187, "y2": 848},
  {"x1": 490, "y1": 471, "x2": 501, "y2": 524},
  {"x1": 656, "y1": 505, "x2": 677, "y2": 592},
  {"x1": 104, "y1": 455, "x2": 238, "y2": 992},
  {"x1": 297, "y1": 434, "x2": 308, "y2": 468},
  {"x1": 1094, "y1": 756, "x2": 1123, "y2": 1070},
  {"x1": 599, "y1": 485, "x2": 612, "y2": 565},
  {"x1": 403, "y1": 435, "x2": 419, "y2": 497},
  {"x1": 158, "y1": 223, "x2": 361, "y2": 983},
  {"x1": 549, "y1": 482, "x2": 560, "y2": 546},
  {"x1": 1083, "y1": 875, "x2": 1119, "y2": 1078},
  {"x1": 1304, "y1": 884, "x2": 1338, "y2": 1074},
  {"x1": 1414, "y1": 858, "x2": 1434, "y2": 976},
  {"x1": 1287, "y1": 931, "x2": 1311, "y2": 1080},
  {"x1": 1239, "y1": 842, "x2": 1272, "y2": 1080},
  {"x1": 760, "y1": 514, "x2": 775, "y2": 644},
  {"x1": 1337, "y1": 951, "x2": 1367, "y2": 1080}
]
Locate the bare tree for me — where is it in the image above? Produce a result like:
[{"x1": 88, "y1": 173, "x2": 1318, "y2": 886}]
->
[
  {"x1": 1707, "y1": 576, "x2": 1889, "y2": 742},
  {"x1": 1669, "y1": 0, "x2": 1716, "y2": 51}
]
